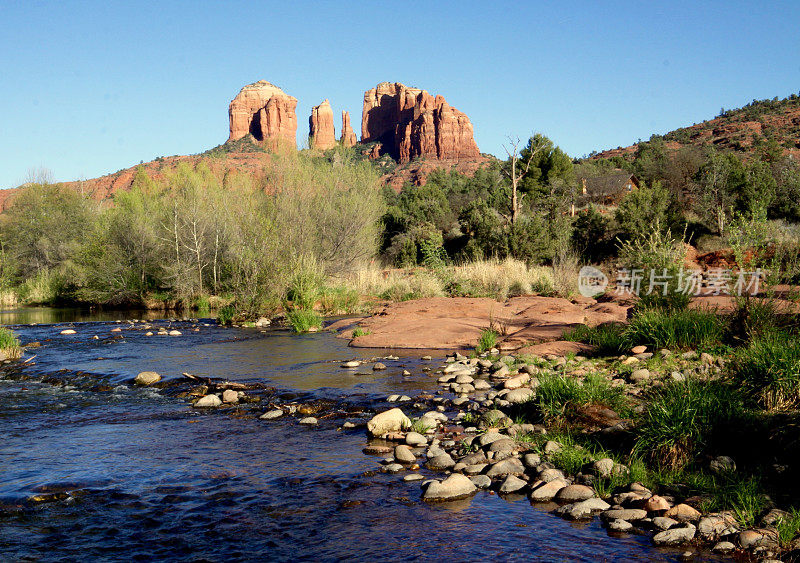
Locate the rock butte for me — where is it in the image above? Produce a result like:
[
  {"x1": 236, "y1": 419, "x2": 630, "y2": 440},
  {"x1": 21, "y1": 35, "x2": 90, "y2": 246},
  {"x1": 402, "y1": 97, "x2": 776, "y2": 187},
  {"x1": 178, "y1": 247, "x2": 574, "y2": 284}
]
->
[
  {"x1": 228, "y1": 80, "x2": 298, "y2": 149},
  {"x1": 361, "y1": 81, "x2": 481, "y2": 163},
  {"x1": 309, "y1": 99, "x2": 336, "y2": 150}
]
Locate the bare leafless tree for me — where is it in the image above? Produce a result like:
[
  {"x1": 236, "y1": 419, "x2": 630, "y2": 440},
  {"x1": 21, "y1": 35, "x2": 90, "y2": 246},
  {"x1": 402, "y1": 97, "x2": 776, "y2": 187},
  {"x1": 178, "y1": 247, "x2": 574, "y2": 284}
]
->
[{"x1": 502, "y1": 135, "x2": 544, "y2": 224}]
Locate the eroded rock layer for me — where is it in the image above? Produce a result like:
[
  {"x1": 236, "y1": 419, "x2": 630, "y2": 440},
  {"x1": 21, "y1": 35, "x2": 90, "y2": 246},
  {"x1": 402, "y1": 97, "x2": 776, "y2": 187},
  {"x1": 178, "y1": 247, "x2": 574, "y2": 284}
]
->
[
  {"x1": 228, "y1": 80, "x2": 298, "y2": 149},
  {"x1": 361, "y1": 82, "x2": 480, "y2": 163}
]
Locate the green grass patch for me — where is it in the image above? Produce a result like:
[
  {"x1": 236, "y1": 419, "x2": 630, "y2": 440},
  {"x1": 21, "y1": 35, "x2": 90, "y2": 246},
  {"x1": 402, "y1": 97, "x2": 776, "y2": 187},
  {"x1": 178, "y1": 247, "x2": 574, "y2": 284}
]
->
[
  {"x1": 351, "y1": 327, "x2": 370, "y2": 338},
  {"x1": 217, "y1": 304, "x2": 235, "y2": 325},
  {"x1": 730, "y1": 331, "x2": 800, "y2": 411},
  {"x1": 776, "y1": 508, "x2": 800, "y2": 547},
  {"x1": 286, "y1": 308, "x2": 322, "y2": 333},
  {"x1": 516, "y1": 373, "x2": 630, "y2": 424},
  {"x1": 624, "y1": 308, "x2": 725, "y2": 350},
  {"x1": 633, "y1": 379, "x2": 748, "y2": 470},
  {"x1": 0, "y1": 327, "x2": 22, "y2": 358},
  {"x1": 475, "y1": 328, "x2": 498, "y2": 354}
]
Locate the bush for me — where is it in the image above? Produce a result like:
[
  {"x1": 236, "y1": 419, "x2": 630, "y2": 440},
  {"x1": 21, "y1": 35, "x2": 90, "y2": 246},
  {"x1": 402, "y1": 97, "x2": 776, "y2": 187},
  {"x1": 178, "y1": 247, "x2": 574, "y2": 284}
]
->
[
  {"x1": 634, "y1": 379, "x2": 747, "y2": 469},
  {"x1": 730, "y1": 332, "x2": 800, "y2": 410},
  {"x1": 286, "y1": 308, "x2": 322, "y2": 333},
  {"x1": 624, "y1": 308, "x2": 725, "y2": 350}
]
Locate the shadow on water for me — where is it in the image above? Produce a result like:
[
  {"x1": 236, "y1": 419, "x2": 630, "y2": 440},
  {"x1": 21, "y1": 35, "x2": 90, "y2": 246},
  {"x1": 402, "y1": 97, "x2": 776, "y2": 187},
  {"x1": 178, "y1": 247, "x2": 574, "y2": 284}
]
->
[{"x1": 0, "y1": 308, "x2": 722, "y2": 562}]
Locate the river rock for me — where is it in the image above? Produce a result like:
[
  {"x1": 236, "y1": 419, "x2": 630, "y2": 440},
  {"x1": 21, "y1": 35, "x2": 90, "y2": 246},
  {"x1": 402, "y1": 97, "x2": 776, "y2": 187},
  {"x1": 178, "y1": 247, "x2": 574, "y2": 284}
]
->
[
  {"x1": 383, "y1": 463, "x2": 404, "y2": 473},
  {"x1": 530, "y1": 479, "x2": 567, "y2": 501},
  {"x1": 260, "y1": 409, "x2": 284, "y2": 420},
  {"x1": 738, "y1": 528, "x2": 778, "y2": 549},
  {"x1": 601, "y1": 508, "x2": 648, "y2": 521},
  {"x1": 543, "y1": 440, "x2": 562, "y2": 454},
  {"x1": 555, "y1": 484, "x2": 595, "y2": 502},
  {"x1": 631, "y1": 345, "x2": 647, "y2": 354},
  {"x1": 539, "y1": 468, "x2": 565, "y2": 483},
  {"x1": 477, "y1": 431, "x2": 505, "y2": 447},
  {"x1": 486, "y1": 438, "x2": 516, "y2": 454},
  {"x1": 222, "y1": 389, "x2": 239, "y2": 403},
  {"x1": 652, "y1": 516, "x2": 678, "y2": 530},
  {"x1": 698, "y1": 512, "x2": 738, "y2": 540},
  {"x1": 523, "y1": 453, "x2": 541, "y2": 469},
  {"x1": 630, "y1": 369, "x2": 650, "y2": 383},
  {"x1": 499, "y1": 475, "x2": 527, "y2": 493},
  {"x1": 60, "y1": 329, "x2": 76, "y2": 335},
  {"x1": 712, "y1": 541, "x2": 736, "y2": 553},
  {"x1": 405, "y1": 432, "x2": 427, "y2": 447},
  {"x1": 194, "y1": 394, "x2": 222, "y2": 408},
  {"x1": 556, "y1": 497, "x2": 610, "y2": 520},
  {"x1": 505, "y1": 388, "x2": 534, "y2": 403},
  {"x1": 341, "y1": 361, "x2": 361, "y2": 368},
  {"x1": 486, "y1": 457, "x2": 525, "y2": 477},
  {"x1": 709, "y1": 455, "x2": 736, "y2": 475},
  {"x1": 367, "y1": 408, "x2": 411, "y2": 437},
  {"x1": 470, "y1": 475, "x2": 492, "y2": 489},
  {"x1": 644, "y1": 494, "x2": 671, "y2": 513},
  {"x1": 607, "y1": 518, "x2": 633, "y2": 531},
  {"x1": 665, "y1": 503, "x2": 701, "y2": 523},
  {"x1": 134, "y1": 371, "x2": 161, "y2": 386},
  {"x1": 503, "y1": 374, "x2": 530, "y2": 390},
  {"x1": 426, "y1": 453, "x2": 455, "y2": 470},
  {"x1": 593, "y1": 458, "x2": 615, "y2": 478},
  {"x1": 394, "y1": 445, "x2": 416, "y2": 463},
  {"x1": 373, "y1": 362, "x2": 387, "y2": 371},
  {"x1": 169, "y1": 330, "x2": 182, "y2": 336},
  {"x1": 653, "y1": 524, "x2": 696, "y2": 545},
  {"x1": 423, "y1": 474, "x2": 477, "y2": 502}
]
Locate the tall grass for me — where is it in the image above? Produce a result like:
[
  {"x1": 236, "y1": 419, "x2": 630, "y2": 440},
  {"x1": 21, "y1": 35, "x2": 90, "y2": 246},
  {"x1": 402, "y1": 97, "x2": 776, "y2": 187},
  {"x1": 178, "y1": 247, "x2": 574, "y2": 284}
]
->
[
  {"x1": 0, "y1": 327, "x2": 22, "y2": 358},
  {"x1": 633, "y1": 379, "x2": 746, "y2": 470},
  {"x1": 475, "y1": 328, "x2": 498, "y2": 354},
  {"x1": 286, "y1": 308, "x2": 322, "y2": 333},
  {"x1": 521, "y1": 373, "x2": 629, "y2": 424},
  {"x1": 563, "y1": 323, "x2": 627, "y2": 355},
  {"x1": 730, "y1": 331, "x2": 800, "y2": 411},
  {"x1": 624, "y1": 308, "x2": 725, "y2": 350}
]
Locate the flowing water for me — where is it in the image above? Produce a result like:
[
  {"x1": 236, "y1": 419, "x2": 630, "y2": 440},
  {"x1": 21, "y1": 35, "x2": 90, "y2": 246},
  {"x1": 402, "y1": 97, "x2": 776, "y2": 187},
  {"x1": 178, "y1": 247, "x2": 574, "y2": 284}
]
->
[{"x1": 0, "y1": 309, "x2": 721, "y2": 562}]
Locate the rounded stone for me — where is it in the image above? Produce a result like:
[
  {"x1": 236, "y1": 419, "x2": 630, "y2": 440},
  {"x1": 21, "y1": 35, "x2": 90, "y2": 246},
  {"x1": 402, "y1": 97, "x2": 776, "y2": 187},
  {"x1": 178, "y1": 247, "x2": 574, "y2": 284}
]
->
[{"x1": 134, "y1": 371, "x2": 161, "y2": 386}]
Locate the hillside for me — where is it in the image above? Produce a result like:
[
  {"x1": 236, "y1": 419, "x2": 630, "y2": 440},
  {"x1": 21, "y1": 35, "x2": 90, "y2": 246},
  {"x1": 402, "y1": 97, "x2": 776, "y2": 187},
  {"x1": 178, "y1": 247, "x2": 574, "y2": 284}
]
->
[{"x1": 592, "y1": 93, "x2": 800, "y2": 161}]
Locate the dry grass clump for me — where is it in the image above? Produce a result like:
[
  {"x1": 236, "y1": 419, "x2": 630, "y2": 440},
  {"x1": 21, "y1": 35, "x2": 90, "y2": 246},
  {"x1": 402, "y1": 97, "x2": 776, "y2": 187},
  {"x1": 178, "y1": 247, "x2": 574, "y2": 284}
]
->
[
  {"x1": 337, "y1": 266, "x2": 444, "y2": 302},
  {"x1": 450, "y1": 258, "x2": 555, "y2": 300}
]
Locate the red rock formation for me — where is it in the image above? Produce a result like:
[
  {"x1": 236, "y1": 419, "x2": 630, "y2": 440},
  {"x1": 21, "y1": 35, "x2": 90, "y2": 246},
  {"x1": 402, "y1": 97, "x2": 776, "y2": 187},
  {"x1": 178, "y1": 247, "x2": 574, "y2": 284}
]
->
[
  {"x1": 228, "y1": 80, "x2": 297, "y2": 149},
  {"x1": 309, "y1": 99, "x2": 336, "y2": 150},
  {"x1": 361, "y1": 82, "x2": 480, "y2": 163},
  {"x1": 340, "y1": 111, "x2": 357, "y2": 147}
]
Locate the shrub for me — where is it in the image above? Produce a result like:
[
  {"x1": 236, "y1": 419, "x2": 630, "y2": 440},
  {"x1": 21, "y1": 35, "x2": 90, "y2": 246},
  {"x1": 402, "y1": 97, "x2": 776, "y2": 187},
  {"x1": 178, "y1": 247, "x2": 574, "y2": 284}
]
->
[
  {"x1": 286, "y1": 308, "x2": 322, "y2": 333},
  {"x1": 194, "y1": 295, "x2": 211, "y2": 313},
  {"x1": 318, "y1": 286, "x2": 360, "y2": 315},
  {"x1": 475, "y1": 328, "x2": 498, "y2": 354},
  {"x1": 730, "y1": 332, "x2": 800, "y2": 410},
  {"x1": 351, "y1": 327, "x2": 369, "y2": 338},
  {"x1": 563, "y1": 323, "x2": 627, "y2": 355},
  {"x1": 624, "y1": 308, "x2": 725, "y2": 350}
]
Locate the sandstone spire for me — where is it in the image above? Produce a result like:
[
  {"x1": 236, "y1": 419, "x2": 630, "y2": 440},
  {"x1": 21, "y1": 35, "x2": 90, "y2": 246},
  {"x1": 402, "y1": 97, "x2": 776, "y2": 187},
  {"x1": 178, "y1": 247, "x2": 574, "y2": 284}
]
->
[
  {"x1": 309, "y1": 99, "x2": 336, "y2": 150},
  {"x1": 340, "y1": 111, "x2": 357, "y2": 147}
]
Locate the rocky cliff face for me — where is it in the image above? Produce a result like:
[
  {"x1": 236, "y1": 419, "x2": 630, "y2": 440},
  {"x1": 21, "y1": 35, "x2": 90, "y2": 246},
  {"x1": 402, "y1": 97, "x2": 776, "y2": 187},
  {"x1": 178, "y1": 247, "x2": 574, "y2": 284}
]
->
[
  {"x1": 361, "y1": 82, "x2": 480, "y2": 163},
  {"x1": 228, "y1": 81, "x2": 298, "y2": 149},
  {"x1": 340, "y1": 111, "x2": 357, "y2": 147},
  {"x1": 309, "y1": 99, "x2": 336, "y2": 150}
]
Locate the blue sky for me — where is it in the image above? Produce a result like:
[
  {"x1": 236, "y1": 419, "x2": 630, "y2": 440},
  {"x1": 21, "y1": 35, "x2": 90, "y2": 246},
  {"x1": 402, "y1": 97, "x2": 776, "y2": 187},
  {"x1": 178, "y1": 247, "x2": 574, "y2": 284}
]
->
[{"x1": 1, "y1": 0, "x2": 798, "y2": 189}]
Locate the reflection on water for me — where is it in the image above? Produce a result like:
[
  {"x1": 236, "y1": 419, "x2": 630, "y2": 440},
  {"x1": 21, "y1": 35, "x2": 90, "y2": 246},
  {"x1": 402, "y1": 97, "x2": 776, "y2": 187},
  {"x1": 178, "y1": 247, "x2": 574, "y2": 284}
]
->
[
  {"x1": 0, "y1": 306, "x2": 173, "y2": 325},
  {"x1": 0, "y1": 309, "x2": 709, "y2": 562}
]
